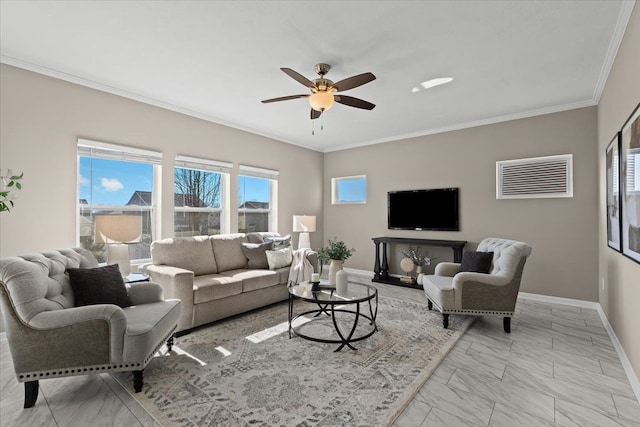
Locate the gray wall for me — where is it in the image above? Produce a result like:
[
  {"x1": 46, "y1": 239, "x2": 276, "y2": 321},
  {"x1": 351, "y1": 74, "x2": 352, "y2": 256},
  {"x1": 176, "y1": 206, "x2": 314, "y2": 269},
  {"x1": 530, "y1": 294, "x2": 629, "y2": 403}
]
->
[
  {"x1": 323, "y1": 106, "x2": 599, "y2": 302},
  {"x1": 597, "y1": 3, "x2": 640, "y2": 381}
]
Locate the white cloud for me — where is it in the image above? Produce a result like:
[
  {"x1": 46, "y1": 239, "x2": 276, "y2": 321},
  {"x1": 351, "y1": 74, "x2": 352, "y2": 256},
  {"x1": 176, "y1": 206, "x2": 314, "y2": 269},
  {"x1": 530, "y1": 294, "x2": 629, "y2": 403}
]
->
[
  {"x1": 101, "y1": 177, "x2": 123, "y2": 192},
  {"x1": 79, "y1": 175, "x2": 90, "y2": 186}
]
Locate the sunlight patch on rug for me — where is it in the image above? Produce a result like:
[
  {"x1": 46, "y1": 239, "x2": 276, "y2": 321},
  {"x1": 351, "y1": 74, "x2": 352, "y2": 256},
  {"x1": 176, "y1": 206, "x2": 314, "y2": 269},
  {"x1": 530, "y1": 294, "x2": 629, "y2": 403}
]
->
[{"x1": 113, "y1": 293, "x2": 474, "y2": 426}]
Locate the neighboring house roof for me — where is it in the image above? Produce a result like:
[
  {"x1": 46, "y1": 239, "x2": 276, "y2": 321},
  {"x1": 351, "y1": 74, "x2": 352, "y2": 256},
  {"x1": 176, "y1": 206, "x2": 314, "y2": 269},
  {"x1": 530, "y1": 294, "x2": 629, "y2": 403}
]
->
[
  {"x1": 126, "y1": 191, "x2": 206, "y2": 207},
  {"x1": 239, "y1": 201, "x2": 269, "y2": 209}
]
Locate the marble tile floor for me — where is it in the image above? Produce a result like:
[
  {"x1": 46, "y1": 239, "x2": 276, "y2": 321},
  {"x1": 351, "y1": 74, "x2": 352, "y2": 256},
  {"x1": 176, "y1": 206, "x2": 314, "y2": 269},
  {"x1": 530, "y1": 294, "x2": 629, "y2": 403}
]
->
[{"x1": 1, "y1": 283, "x2": 638, "y2": 427}]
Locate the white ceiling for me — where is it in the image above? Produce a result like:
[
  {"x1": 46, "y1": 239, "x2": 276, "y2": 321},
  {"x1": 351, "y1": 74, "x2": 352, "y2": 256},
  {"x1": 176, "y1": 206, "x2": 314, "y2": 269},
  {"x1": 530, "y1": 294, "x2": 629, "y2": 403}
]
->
[{"x1": 0, "y1": 1, "x2": 635, "y2": 152}]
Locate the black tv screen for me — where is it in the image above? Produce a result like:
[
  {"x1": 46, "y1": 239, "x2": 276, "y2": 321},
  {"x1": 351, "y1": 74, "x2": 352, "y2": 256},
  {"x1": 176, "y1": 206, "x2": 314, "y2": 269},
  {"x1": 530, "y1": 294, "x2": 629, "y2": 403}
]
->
[{"x1": 387, "y1": 188, "x2": 459, "y2": 231}]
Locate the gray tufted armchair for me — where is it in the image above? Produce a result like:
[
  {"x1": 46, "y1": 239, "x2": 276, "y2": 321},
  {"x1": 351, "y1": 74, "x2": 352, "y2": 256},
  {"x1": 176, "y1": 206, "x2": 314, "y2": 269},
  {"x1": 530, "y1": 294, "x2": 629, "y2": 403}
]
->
[
  {"x1": 0, "y1": 248, "x2": 180, "y2": 408},
  {"x1": 422, "y1": 237, "x2": 532, "y2": 332}
]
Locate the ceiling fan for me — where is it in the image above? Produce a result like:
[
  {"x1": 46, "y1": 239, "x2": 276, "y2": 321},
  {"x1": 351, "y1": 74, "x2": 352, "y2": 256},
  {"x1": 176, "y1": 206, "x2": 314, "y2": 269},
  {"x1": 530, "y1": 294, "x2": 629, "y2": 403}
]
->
[{"x1": 261, "y1": 63, "x2": 376, "y2": 120}]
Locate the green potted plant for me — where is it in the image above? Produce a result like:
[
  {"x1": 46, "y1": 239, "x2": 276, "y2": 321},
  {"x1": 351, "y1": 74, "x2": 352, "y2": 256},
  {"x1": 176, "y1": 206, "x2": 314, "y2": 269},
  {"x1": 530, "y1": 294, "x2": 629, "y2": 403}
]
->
[
  {"x1": 317, "y1": 237, "x2": 355, "y2": 285},
  {"x1": 0, "y1": 169, "x2": 24, "y2": 212}
]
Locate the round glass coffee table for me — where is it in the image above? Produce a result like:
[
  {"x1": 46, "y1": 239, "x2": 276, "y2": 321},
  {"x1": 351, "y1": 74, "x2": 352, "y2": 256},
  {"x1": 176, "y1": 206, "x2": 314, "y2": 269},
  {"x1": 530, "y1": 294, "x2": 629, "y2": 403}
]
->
[{"x1": 288, "y1": 281, "x2": 378, "y2": 352}]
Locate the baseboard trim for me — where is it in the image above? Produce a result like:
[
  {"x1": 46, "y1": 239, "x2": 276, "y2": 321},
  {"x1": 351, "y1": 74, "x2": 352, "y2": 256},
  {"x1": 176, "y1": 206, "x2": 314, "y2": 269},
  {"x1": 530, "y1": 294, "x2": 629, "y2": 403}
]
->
[
  {"x1": 518, "y1": 292, "x2": 640, "y2": 403},
  {"x1": 517, "y1": 292, "x2": 600, "y2": 310},
  {"x1": 343, "y1": 268, "x2": 374, "y2": 278}
]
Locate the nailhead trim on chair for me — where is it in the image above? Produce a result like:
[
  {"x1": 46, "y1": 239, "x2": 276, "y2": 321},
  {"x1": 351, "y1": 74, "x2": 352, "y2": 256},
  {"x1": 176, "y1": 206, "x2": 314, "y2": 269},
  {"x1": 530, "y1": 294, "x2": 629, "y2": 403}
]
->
[
  {"x1": 442, "y1": 309, "x2": 514, "y2": 316},
  {"x1": 16, "y1": 325, "x2": 176, "y2": 383}
]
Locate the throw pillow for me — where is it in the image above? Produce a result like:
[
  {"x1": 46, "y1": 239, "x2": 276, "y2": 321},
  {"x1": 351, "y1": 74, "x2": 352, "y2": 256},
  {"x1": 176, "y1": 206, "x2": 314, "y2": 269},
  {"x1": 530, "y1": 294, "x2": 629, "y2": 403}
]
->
[
  {"x1": 460, "y1": 251, "x2": 494, "y2": 274},
  {"x1": 241, "y1": 241, "x2": 273, "y2": 269},
  {"x1": 67, "y1": 264, "x2": 132, "y2": 308},
  {"x1": 265, "y1": 247, "x2": 293, "y2": 270},
  {"x1": 264, "y1": 235, "x2": 292, "y2": 250}
]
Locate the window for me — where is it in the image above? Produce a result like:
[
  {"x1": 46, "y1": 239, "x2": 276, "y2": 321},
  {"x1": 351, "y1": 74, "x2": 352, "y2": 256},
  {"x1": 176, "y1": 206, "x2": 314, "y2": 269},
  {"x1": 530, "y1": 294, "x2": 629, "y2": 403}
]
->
[
  {"x1": 332, "y1": 175, "x2": 367, "y2": 204},
  {"x1": 174, "y1": 155, "x2": 231, "y2": 237},
  {"x1": 77, "y1": 139, "x2": 161, "y2": 263},
  {"x1": 238, "y1": 165, "x2": 278, "y2": 233}
]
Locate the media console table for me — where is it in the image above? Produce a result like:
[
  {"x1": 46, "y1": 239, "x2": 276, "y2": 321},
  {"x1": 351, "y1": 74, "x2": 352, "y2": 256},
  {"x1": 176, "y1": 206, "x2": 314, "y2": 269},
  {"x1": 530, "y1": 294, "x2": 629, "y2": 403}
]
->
[{"x1": 372, "y1": 237, "x2": 467, "y2": 289}]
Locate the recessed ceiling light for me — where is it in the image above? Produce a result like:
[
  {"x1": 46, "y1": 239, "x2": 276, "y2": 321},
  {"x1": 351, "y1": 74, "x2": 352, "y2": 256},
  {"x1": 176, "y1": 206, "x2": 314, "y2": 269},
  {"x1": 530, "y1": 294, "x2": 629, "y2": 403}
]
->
[
  {"x1": 420, "y1": 77, "x2": 454, "y2": 89},
  {"x1": 411, "y1": 87, "x2": 420, "y2": 93}
]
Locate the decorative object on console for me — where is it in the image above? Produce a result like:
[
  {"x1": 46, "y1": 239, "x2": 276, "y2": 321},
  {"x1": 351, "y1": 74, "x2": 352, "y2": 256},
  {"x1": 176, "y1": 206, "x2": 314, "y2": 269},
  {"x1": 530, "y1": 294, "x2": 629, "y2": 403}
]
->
[
  {"x1": 0, "y1": 169, "x2": 23, "y2": 212},
  {"x1": 399, "y1": 257, "x2": 415, "y2": 283},
  {"x1": 401, "y1": 246, "x2": 431, "y2": 284},
  {"x1": 293, "y1": 215, "x2": 316, "y2": 249},
  {"x1": 620, "y1": 102, "x2": 640, "y2": 264},
  {"x1": 336, "y1": 269, "x2": 348, "y2": 294},
  {"x1": 94, "y1": 214, "x2": 142, "y2": 277},
  {"x1": 318, "y1": 237, "x2": 355, "y2": 285}
]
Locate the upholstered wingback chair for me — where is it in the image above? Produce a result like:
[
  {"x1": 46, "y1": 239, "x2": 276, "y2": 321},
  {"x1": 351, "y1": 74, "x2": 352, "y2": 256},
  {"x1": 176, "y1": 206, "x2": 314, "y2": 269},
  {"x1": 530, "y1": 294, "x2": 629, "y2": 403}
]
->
[
  {"x1": 422, "y1": 237, "x2": 532, "y2": 333},
  {"x1": 0, "y1": 248, "x2": 180, "y2": 408}
]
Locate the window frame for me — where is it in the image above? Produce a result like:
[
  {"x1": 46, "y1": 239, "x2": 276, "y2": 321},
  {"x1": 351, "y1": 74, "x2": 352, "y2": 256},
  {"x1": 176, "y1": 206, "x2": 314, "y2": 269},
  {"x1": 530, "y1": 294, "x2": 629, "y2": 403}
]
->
[
  {"x1": 77, "y1": 139, "x2": 161, "y2": 264},
  {"x1": 173, "y1": 155, "x2": 232, "y2": 236},
  {"x1": 331, "y1": 174, "x2": 367, "y2": 205},
  {"x1": 238, "y1": 165, "x2": 279, "y2": 233}
]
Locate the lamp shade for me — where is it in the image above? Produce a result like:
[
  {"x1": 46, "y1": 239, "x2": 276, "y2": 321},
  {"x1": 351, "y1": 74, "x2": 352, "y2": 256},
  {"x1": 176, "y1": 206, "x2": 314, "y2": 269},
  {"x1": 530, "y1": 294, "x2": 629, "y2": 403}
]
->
[
  {"x1": 94, "y1": 214, "x2": 142, "y2": 244},
  {"x1": 293, "y1": 215, "x2": 316, "y2": 232},
  {"x1": 308, "y1": 92, "x2": 334, "y2": 112}
]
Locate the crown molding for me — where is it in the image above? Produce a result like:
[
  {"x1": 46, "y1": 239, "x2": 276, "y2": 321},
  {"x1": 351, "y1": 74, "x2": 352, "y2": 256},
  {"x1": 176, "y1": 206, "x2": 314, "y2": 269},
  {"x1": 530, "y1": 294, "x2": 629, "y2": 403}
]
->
[
  {"x1": 592, "y1": 0, "x2": 636, "y2": 104},
  {"x1": 0, "y1": 56, "x2": 323, "y2": 153}
]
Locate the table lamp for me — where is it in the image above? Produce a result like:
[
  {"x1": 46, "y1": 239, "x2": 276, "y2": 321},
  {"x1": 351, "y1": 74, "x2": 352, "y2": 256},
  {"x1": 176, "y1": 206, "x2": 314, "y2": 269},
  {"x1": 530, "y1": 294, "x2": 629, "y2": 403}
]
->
[
  {"x1": 292, "y1": 215, "x2": 316, "y2": 249},
  {"x1": 94, "y1": 214, "x2": 142, "y2": 277}
]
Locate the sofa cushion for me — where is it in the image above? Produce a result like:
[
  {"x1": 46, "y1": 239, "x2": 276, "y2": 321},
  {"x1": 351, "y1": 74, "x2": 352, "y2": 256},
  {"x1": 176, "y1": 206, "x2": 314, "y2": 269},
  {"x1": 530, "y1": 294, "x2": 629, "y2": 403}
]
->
[
  {"x1": 210, "y1": 234, "x2": 249, "y2": 272},
  {"x1": 264, "y1": 235, "x2": 292, "y2": 250},
  {"x1": 151, "y1": 236, "x2": 217, "y2": 275},
  {"x1": 67, "y1": 264, "x2": 132, "y2": 308},
  {"x1": 122, "y1": 299, "x2": 181, "y2": 361},
  {"x1": 193, "y1": 274, "x2": 243, "y2": 304},
  {"x1": 241, "y1": 242, "x2": 273, "y2": 269},
  {"x1": 266, "y1": 247, "x2": 293, "y2": 270},
  {"x1": 422, "y1": 275, "x2": 455, "y2": 310},
  {"x1": 220, "y1": 269, "x2": 280, "y2": 292},
  {"x1": 460, "y1": 251, "x2": 494, "y2": 274}
]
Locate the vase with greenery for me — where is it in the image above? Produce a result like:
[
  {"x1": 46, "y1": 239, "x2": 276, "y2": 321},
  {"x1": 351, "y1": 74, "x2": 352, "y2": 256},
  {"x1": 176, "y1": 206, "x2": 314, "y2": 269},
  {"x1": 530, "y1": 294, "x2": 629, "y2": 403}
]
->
[
  {"x1": 0, "y1": 169, "x2": 24, "y2": 212},
  {"x1": 317, "y1": 237, "x2": 355, "y2": 285}
]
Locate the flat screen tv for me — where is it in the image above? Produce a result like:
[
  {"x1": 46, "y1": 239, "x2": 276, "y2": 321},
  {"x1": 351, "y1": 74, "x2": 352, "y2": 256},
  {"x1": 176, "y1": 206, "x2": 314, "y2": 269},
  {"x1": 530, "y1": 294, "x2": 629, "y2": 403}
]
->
[{"x1": 387, "y1": 188, "x2": 459, "y2": 231}]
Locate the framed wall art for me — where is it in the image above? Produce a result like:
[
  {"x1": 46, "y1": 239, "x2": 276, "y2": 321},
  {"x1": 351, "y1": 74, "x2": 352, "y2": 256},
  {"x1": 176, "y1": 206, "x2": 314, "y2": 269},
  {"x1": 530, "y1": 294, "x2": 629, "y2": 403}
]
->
[
  {"x1": 606, "y1": 132, "x2": 621, "y2": 251},
  {"x1": 620, "y1": 102, "x2": 640, "y2": 264}
]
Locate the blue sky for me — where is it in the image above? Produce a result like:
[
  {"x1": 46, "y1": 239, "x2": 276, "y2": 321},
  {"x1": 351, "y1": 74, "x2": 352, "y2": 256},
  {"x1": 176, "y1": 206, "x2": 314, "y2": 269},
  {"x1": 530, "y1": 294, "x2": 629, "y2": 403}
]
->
[
  {"x1": 79, "y1": 157, "x2": 269, "y2": 206},
  {"x1": 337, "y1": 177, "x2": 366, "y2": 202}
]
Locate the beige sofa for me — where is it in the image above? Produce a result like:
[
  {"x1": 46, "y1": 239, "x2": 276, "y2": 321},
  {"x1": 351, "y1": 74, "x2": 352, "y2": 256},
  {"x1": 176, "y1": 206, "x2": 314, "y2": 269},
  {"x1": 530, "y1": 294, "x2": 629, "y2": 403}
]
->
[{"x1": 141, "y1": 232, "x2": 318, "y2": 333}]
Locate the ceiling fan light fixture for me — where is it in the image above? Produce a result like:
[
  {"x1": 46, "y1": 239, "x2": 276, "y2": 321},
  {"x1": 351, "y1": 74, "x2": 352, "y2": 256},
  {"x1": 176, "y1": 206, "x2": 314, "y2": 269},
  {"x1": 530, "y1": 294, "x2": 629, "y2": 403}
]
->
[
  {"x1": 309, "y1": 91, "x2": 335, "y2": 111},
  {"x1": 420, "y1": 77, "x2": 454, "y2": 90}
]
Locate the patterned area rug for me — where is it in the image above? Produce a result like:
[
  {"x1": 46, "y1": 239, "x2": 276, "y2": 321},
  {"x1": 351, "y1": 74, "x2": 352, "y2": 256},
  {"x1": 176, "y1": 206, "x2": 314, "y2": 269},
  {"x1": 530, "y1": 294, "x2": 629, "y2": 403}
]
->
[{"x1": 114, "y1": 290, "x2": 474, "y2": 426}]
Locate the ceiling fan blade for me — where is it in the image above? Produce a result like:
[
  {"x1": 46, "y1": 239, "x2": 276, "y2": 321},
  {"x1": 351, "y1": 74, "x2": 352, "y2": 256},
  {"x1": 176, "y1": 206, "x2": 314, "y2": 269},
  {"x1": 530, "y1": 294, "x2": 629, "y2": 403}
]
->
[
  {"x1": 261, "y1": 94, "x2": 308, "y2": 103},
  {"x1": 332, "y1": 72, "x2": 376, "y2": 92},
  {"x1": 281, "y1": 68, "x2": 315, "y2": 88},
  {"x1": 334, "y1": 95, "x2": 376, "y2": 110},
  {"x1": 310, "y1": 109, "x2": 322, "y2": 120}
]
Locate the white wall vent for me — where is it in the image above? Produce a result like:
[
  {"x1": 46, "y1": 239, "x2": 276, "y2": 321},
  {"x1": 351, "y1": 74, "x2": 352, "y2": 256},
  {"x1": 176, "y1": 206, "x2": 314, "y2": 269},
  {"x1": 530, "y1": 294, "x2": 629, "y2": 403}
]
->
[{"x1": 496, "y1": 154, "x2": 573, "y2": 199}]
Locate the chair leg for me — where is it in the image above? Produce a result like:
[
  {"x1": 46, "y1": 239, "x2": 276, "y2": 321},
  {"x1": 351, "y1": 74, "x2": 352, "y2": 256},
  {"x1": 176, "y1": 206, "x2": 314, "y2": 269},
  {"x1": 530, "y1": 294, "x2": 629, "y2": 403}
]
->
[
  {"x1": 24, "y1": 380, "x2": 39, "y2": 408},
  {"x1": 167, "y1": 335, "x2": 174, "y2": 352},
  {"x1": 427, "y1": 299, "x2": 433, "y2": 310},
  {"x1": 133, "y1": 370, "x2": 144, "y2": 393},
  {"x1": 442, "y1": 313, "x2": 449, "y2": 329},
  {"x1": 503, "y1": 317, "x2": 511, "y2": 333}
]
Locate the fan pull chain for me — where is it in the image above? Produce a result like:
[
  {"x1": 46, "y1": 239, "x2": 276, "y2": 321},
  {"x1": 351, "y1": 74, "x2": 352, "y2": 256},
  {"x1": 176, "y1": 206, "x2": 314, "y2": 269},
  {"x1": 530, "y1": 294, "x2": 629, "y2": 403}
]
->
[
  {"x1": 321, "y1": 113, "x2": 324, "y2": 131},
  {"x1": 312, "y1": 119, "x2": 315, "y2": 136}
]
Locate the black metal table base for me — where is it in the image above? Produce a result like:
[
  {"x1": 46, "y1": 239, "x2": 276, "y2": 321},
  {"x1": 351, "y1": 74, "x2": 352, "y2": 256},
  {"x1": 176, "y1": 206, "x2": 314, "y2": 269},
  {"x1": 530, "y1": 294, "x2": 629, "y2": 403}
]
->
[{"x1": 289, "y1": 295, "x2": 378, "y2": 352}]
